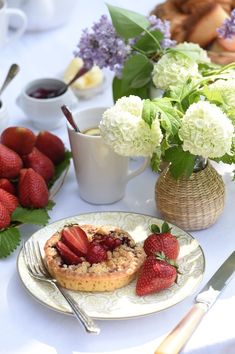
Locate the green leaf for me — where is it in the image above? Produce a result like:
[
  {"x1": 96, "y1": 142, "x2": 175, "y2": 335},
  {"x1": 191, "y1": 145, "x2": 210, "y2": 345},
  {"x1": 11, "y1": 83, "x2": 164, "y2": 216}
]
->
[
  {"x1": 161, "y1": 221, "x2": 171, "y2": 233},
  {"x1": 142, "y1": 99, "x2": 158, "y2": 127},
  {"x1": 48, "y1": 150, "x2": 72, "y2": 189},
  {"x1": 112, "y1": 76, "x2": 149, "y2": 102},
  {"x1": 121, "y1": 54, "x2": 153, "y2": 91},
  {"x1": 152, "y1": 98, "x2": 181, "y2": 136},
  {"x1": 164, "y1": 146, "x2": 196, "y2": 179},
  {"x1": 150, "y1": 148, "x2": 162, "y2": 172},
  {"x1": 134, "y1": 30, "x2": 163, "y2": 54},
  {"x1": 11, "y1": 204, "x2": 51, "y2": 225},
  {"x1": 150, "y1": 224, "x2": 160, "y2": 233},
  {"x1": 0, "y1": 227, "x2": 20, "y2": 258},
  {"x1": 107, "y1": 4, "x2": 149, "y2": 39},
  {"x1": 200, "y1": 86, "x2": 224, "y2": 105}
]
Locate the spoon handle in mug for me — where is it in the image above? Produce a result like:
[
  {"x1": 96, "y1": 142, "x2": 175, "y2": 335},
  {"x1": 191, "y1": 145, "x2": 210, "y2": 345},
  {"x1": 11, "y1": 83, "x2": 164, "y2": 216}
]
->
[{"x1": 0, "y1": 64, "x2": 20, "y2": 97}]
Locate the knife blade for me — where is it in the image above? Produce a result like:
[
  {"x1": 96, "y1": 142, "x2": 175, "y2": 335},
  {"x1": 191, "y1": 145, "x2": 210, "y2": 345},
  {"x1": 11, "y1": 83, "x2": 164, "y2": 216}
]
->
[{"x1": 154, "y1": 251, "x2": 235, "y2": 354}]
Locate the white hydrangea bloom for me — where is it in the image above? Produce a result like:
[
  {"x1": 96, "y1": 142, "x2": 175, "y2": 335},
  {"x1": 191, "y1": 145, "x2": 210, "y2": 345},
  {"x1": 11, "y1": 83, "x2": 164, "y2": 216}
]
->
[
  {"x1": 209, "y1": 79, "x2": 235, "y2": 108},
  {"x1": 178, "y1": 101, "x2": 234, "y2": 158},
  {"x1": 174, "y1": 42, "x2": 211, "y2": 63},
  {"x1": 152, "y1": 52, "x2": 200, "y2": 90},
  {"x1": 99, "y1": 96, "x2": 163, "y2": 157}
]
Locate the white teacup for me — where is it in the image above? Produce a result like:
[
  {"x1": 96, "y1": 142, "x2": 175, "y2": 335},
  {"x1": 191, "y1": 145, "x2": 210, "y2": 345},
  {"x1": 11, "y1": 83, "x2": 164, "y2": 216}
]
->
[
  {"x1": 67, "y1": 107, "x2": 149, "y2": 204},
  {"x1": 17, "y1": 78, "x2": 79, "y2": 130},
  {"x1": 0, "y1": 0, "x2": 27, "y2": 48}
]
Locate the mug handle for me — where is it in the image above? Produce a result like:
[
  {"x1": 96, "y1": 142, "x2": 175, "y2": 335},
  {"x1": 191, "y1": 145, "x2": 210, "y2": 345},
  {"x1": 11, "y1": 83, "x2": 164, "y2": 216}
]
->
[
  {"x1": 126, "y1": 157, "x2": 150, "y2": 182},
  {"x1": 5, "y1": 8, "x2": 27, "y2": 44}
]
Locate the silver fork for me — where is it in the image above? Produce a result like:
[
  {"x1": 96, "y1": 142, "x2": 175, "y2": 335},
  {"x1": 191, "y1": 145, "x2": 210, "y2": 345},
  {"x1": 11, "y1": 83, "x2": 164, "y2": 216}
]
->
[{"x1": 22, "y1": 240, "x2": 100, "y2": 334}]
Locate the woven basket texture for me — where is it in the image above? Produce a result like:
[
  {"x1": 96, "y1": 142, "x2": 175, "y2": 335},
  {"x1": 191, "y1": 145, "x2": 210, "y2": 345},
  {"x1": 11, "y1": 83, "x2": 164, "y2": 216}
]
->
[{"x1": 155, "y1": 162, "x2": 225, "y2": 231}]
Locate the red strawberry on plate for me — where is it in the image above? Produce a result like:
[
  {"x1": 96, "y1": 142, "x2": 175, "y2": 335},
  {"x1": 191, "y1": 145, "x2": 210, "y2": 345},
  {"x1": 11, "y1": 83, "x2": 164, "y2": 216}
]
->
[
  {"x1": 0, "y1": 188, "x2": 18, "y2": 214},
  {"x1": 86, "y1": 243, "x2": 108, "y2": 264},
  {"x1": 35, "y1": 131, "x2": 65, "y2": 164},
  {"x1": 144, "y1": 222, "x2": 179, "y2": 260},
  {"x1": 1, "y1": 126, "x2": 36, "y2": 156},
  {"x1": 0, "y1": 178, "x2": 16, "y2": 195},
  {"x1": 56, "y1": 241, "x2": 83, "y2": 265},
  {"x1": 23, "y1": 147, "x2": 55, "y2": 183},
  {"x1": 136, "y1": 252, "x2": 178, "y2": 296},
  {"x1": 0, "y1": 144, "x2": 23, "y2": 179},
  {"x1": 62, "y1": 225, "x2": 89, "y2": 256},
  {"x1": 0, "y1": 202, "x2": 11, "y2": 229},
  {"x1": 18, "y1": 168, "x2": 49, "y2": 208}
]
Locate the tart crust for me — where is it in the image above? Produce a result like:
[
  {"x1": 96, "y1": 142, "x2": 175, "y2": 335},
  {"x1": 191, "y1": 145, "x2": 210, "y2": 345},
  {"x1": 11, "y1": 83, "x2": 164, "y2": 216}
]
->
[{"x1": 44, "y1": 224, "x2": 146, "y2": 292}]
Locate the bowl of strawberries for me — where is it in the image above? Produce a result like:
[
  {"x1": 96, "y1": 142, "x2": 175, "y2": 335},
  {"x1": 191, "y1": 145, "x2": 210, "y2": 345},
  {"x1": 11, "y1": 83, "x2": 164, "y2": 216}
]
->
[{"x1": 0, "y1": 126, "x2": 71, "y2": 258}]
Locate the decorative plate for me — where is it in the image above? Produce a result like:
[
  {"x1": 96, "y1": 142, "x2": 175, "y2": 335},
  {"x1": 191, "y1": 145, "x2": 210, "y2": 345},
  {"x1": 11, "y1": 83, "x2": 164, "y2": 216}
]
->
[{"x1": 17, "y1": 211, "x2": 205, "y2": 320}]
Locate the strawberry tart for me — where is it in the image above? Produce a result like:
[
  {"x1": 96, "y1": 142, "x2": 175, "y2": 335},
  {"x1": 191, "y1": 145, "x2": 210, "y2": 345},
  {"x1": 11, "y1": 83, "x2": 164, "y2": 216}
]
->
[{"x1": 44, "y1": 224, "x2": 146, "y2": 292}]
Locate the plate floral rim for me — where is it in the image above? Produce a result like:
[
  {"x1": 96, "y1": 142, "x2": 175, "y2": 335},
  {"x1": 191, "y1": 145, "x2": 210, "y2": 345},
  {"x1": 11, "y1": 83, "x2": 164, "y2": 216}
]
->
[{"x1": 17, "y1": 211, "x2": 205, "y2": 320}]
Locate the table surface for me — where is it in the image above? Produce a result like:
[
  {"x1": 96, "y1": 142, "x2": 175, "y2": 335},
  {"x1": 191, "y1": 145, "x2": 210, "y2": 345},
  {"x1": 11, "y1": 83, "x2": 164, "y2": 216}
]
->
[{"x1": 1, "y1": 1, "x2": 235, "y2": 354}]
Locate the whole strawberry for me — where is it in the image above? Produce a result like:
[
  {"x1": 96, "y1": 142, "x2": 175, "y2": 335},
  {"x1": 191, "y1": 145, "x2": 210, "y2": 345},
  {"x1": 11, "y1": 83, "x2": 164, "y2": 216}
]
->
[
  {"x1": 0, "y1": 202, "x2": 11, "y2": 229},
  {"x1": 23, "y1": 147, "x2": 55, "y2": 183},
  {"x1": 136, "y1": 252, "x2": 178, "y2": 296},
  {"x1": 18, "y1": 168, "x2": 49, "y2": 208},
  {"x1": 0, "y1": 188, "x2": 19, "y2": 214},
  {"x1": 35, "y1": 131, "x2": 65, "y2": 164},
  {"x1": 144, "y1": 222, "x2": 179, "y2": 260},
  {"x1": 0, "y1": 178, "x2": 16, "y2": 195},
  {"x1": 0, "y1": 144, "x2": 23, "y2": 179},
  {"x1": 1, "y1": 126, "x2": 36, "y2": 156}
]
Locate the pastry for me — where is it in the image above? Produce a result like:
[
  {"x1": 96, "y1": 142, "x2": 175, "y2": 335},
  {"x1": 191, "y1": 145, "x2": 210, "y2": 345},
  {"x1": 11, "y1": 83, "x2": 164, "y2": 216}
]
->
[
  {"x1": 151, "y1": 0, "x2": 188, "y2": 42},
  {"x1": 44, "y1": 224, "x2": 146, "y2": 292},
  {"x1": 185, "y1": 4, "x2": 229, "y2": 47}
]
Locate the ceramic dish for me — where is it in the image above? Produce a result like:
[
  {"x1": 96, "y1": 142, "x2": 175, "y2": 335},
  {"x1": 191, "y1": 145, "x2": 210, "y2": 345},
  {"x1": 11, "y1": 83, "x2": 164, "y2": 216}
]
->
[{"x1": 17, "y1": 211, "x2": 205, "y2": 320}]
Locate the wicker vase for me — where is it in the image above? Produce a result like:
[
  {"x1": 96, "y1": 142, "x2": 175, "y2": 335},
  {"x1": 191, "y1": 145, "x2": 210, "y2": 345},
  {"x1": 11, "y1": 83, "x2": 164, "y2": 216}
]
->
[{"x1": 155, "y1": 162, "x2": 225, "y2": 231}]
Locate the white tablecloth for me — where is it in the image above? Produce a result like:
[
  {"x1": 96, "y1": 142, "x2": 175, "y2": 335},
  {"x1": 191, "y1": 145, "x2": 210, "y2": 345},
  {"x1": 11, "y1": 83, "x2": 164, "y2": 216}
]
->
[{"x1": 1, "y1": 1, "x2": 235, "y2": 354}]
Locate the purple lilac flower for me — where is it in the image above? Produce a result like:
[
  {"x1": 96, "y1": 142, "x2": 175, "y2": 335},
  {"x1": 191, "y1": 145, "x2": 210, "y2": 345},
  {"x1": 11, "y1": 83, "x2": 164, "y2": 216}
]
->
[
  {"x1": 217, "y1": 9, "x2": 235, "y2": 39},
  {"x1": 129, "y1": 15, "x2": 176, "y2": 49},
  {"x1": 148, "y1": 15, "x2": 176, "y2": 48},
  {"x1": 74, "y1": 15, "x2": 130, "y2": 78}
]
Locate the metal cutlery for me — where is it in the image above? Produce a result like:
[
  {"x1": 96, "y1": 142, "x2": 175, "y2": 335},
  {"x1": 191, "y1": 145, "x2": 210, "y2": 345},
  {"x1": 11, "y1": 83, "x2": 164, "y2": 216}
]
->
[
  {"x1": 0, "y1": 64, "x2": 20, "y2": 97},
  {"x1": 22, "y1": 240, "x2": 100, "y2": 335},
  {"x1": 155, "y1": 251, "x2": 235, "y2": 354}
]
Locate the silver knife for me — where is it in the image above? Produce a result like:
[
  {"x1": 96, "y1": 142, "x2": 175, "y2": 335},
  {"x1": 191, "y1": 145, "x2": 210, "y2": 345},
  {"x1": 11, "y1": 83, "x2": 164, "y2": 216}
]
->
[{"x1": 154, "y1": 251, "x2": 235, "y2": 354}]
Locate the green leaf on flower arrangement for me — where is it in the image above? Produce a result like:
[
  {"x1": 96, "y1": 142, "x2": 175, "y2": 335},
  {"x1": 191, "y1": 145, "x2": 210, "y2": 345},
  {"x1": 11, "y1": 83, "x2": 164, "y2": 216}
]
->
[
  {"x1": 0, "y1": 227, "x2": 20, "y2": 258},
  {"x1": 167, "y1": 80, "x2": 198, "y2": 112},
  {"x1": 200, "y1": 86, "x2": 224, "y2": 105},
  {"x1": 142, "y1": 99, "x2": 158, "y2": 127},
  {"x1": 107, "y1": 4, "x2": 149, "y2": 40},
  {"x1": 198, "y1": 62, "x2": 221, "y2": 76},
  {"x1": 112, "y1": 76, "x2": 149, "y2": 102},
  {"x1": 164, "y1": 146, "x2": 196, "y2": 179},
  {"x1": 152, "y1": 98, "x2": 181, "y2": 136},
  {"x1": 11, "y1": 203, "x2": 52, "y2": 225},
  {"x1": 121, "y1": 54, "x2": 153, "y2": 90},
  {"x1": 150, "y1": 148, "x2": 162, "y2": 172},
  {"x1": 133, "y1": 30, "x2": 163, "y2": 54}
]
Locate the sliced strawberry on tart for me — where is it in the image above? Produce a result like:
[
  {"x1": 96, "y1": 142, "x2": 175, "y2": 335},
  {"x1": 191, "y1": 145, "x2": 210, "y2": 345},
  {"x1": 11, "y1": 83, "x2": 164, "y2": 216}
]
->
[{"x1": 44, "y1": 224, "x2": 146, "y2": 292}]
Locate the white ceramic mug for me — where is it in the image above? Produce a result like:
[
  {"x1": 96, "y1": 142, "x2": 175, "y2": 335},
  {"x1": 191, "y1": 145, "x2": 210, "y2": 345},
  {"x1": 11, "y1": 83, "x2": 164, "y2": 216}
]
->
[
  {"x1": 16, "y1": 78, "x2": 79, "y2": 130},
  {"x1": 0, "y1": 0, "x2": 27, "y2": 48},
  {"x1": 7, "y1": 0, "x2": 76, "y2": 31},
  {"x1": 67, "y1": 107, "x2": 149, "y2": 204}
]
